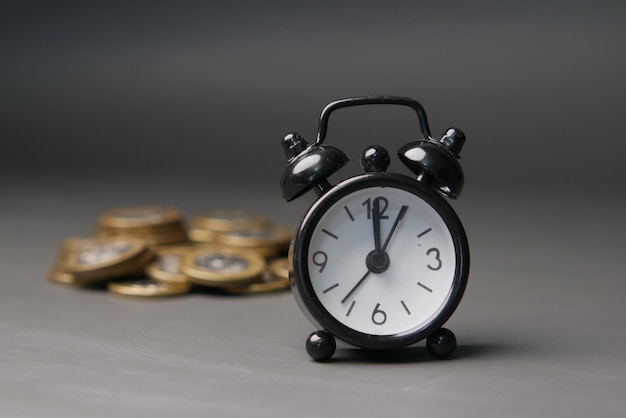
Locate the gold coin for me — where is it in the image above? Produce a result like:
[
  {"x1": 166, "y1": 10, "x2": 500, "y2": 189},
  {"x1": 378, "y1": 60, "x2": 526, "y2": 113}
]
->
[
  {"x1": 56, "y1": 237, "x2": 154, "y2": 284},
  {"x1": 47, "y1": 267, "x2": 81, "y2": 286},
  {"x1": 95, "y1": 228, "x2": 188, "y2": 246},
  {"x1": 181, "y1": 247, "x2": 265, "y2": 287},
  {"x1": 228, "y1": 244, "x2": 284, "y2": 258},
  {"x1": 222, "y1": 263, "x2": 290, "y2": 295},
  {"x1": 98, "y1": 221, "x2": 186, "y2": 235},
  {"x1": 58, "y1": 237, "x2": 97, "y2": 255},
  {"x1": 149, "y1": 242, "x2": 196, "y2": 251},
  {"x1": 268, "y1": 257, "x2": 290, "y2": 280},
  {"x1": 222, "y1": 278, "x2": 289, "y2": 294},
  {"x1": 61, "y1": 236, "x2": 147, "y2": 273},
  {"x1": 187, "y1": 228, "x2": 216, "y2": 243},
  {"x1": 108, "y1": 278, "x2": 191, "y2": 297},
  {"x1": 216, "y1": 225, "x2": 292, "y2": 249},
  {"x1": 191, "y1": 210, "x2": 270, "y2": 232},
  {"x1": 131, "y1": 230, "x2": 187, "y2": 246},
  {"x1": 59, "y1": 254, "x2": 153, "y2": 285},
  {"x1": 99, "y1": 206, "x2": 182, "y2": 229},
  {"x1": 145, "y1": 246, "x2": 193, "y2": 285},
  {"x1": 48, "y1": 254, "x2": 151, "y2": 287}
]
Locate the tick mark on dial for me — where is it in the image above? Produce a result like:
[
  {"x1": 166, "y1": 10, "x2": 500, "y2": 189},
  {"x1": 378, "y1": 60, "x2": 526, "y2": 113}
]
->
[
  {"x1": 346, "y1": 300, "x2": 356, "y2": 316},
  {"x1": 344, "y1": 206, "x2": 355, "y2": 222},
  {"x1": 400, "y1": 300, "x2": 411, "y2": 315},
  {"x1": 323, "y1": 283, "x2": 339, "y2": 294},
  {"x1": 322, "y1": 229, "x2": 339, "y2": 239},
  {"x1": 417, "y1": 228, "x2": 432, "y2": 239},
  {"x1": 417, "y1": 282, "x2": 433, "y2": 293}
]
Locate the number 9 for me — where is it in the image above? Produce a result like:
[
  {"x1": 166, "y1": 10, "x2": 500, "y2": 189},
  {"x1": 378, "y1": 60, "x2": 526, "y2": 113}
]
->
[{"x1": 312, "y1": 251, "x2": 328, "y2": 273}]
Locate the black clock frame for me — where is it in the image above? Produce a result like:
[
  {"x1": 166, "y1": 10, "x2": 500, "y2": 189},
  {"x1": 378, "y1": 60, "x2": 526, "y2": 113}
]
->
[{"x1": 291, "y1": 172, "x2": 470, "y2": 350}]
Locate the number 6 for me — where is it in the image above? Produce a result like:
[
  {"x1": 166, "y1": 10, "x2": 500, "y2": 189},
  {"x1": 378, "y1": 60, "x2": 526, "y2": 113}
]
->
[{"x1": 371, "y1": 303, "x2": 387, "y2": 325}]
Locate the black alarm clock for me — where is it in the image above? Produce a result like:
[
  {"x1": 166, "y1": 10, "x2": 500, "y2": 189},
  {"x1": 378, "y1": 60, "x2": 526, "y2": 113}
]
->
[{"x1": 280, "y1": 96, "x2": 469, "y2": 362}]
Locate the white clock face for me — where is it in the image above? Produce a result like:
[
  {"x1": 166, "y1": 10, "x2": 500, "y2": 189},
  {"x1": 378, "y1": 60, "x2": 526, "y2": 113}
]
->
[{"x1": 306, "y1": 185, "x2": 457, "y2": 336}]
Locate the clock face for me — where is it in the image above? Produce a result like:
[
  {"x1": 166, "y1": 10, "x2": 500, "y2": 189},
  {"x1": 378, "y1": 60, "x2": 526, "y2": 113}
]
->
[{"x1": 292, "y1": 173, "x2": 468, "y2": 349}]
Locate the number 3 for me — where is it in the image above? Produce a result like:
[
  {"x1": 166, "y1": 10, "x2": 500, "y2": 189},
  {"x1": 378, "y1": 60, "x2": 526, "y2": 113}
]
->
[{"x1": 426, "y1": 248, "x2": 442, "y2": 271}]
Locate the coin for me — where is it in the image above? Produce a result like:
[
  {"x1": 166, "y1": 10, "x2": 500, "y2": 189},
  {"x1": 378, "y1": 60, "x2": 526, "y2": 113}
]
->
[
  {"x1": 96, "y1": 216, "x2": 188, "y2": 246},
  {"x1": 268, "y1": 257, "x2": 290, "y2": 281},
  {"x1": 61, "y1": 236, "x2": 146, "y2": 272},
  {"x1": 47, "y1": 266, "x2": 81, "y2": 286},
  {"x1": 99, "y1": 206, "x2": 182, "y2": 229},
  {"x1": 58, "y1": 237, "x2": 98, "y2": 255},
  {"x1": 215, "y1": 226, "x2": 292, "y2": 258},
  {"x1": 98, "y1": 222, "x2": 186, "y2": 235},
  {"x1": 222, "y1": 258, "x2": 291, "y2": 295},
  {"x1": 145, "y1": 246, "x2": 193, "y2": 285},
  {"x1": 216, "y1": 226, "x2": 292, "y2": 248},
  {"x1": 221, "y1": 277, "x2": 289, "y2": 294},
  {"x1": 108, "y1": 278, "x2": 191, "y2": 297},
  {"x1": 187, "y1": 228, "x2": 216, "y2": 243},
  {"x1": 121, "y1": 230, "x2": 187, "y2": 246},
  {"x1": 181, "y1": 246, "x2": 266, "y2": 287},
  {"x1": 57, "y1": 236, "x2": 153, "y2": 285},
  {"x1": 191, "y1": 210, "x2": 270, "y2": 232}
]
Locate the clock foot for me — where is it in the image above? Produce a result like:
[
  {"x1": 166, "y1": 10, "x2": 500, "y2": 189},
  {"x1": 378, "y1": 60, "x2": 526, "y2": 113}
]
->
[
  {"x1": 426, "y1": 328, "x2": 456, "y2": 359},
  {"x1": 306, "y1": 330, "x2": 336, "y2": 362}
]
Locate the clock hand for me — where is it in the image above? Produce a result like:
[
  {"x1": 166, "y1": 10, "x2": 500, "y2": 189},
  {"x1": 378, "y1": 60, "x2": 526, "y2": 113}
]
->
[
  {"x1": 381, "y1": 205, "x2": 408, "y2": 252},
  {"x1": 341, "y1": 270, "x2": 371, "y2": 304},
  {"x1": 372, "y1": 198, "x2": 382, "y2": 252},
  {"x1": 341, "y1": 206, "x2": 409, "y2": 304}
]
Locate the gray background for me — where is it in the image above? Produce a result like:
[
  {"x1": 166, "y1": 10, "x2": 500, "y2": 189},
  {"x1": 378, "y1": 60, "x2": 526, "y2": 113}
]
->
[{"x1": 1, "y1": 1, "x2": 625, "y2": 417}]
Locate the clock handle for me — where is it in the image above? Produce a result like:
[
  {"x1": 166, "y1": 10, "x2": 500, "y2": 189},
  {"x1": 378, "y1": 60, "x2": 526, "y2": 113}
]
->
[{"x1": 315, "y1": 96, "x2": 434, "y2": 146}]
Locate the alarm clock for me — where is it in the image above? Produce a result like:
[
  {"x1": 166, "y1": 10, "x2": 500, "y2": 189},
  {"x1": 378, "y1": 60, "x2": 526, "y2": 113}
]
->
[{"x1": 280, "y1": 96, "x2": 469, "y2": 362}]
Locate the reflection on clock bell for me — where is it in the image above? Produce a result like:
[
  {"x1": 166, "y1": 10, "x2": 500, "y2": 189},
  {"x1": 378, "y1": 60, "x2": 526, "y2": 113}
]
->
[
  {"x1": 280, "y1": 132, "x2": 349, "y2": 202},
  {"x1": 398, "y1": 127, "x2": 466, "y2": 199}
]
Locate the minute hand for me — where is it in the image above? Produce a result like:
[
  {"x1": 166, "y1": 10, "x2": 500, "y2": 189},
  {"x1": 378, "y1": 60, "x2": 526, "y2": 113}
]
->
[{"x1": 381, "y1": 205, "x2": 408, "y2": 251}]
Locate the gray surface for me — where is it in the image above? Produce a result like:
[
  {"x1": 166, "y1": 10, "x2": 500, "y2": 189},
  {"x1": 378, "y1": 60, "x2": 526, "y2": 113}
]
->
[{"x1": 1, "y1": 180, "x2": 624, "y2": 417}]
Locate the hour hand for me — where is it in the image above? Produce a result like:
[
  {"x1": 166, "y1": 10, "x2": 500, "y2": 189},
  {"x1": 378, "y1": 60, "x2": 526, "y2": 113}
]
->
[{"x1": 372, "y1": 198, "x2": 382, "y2": 252}]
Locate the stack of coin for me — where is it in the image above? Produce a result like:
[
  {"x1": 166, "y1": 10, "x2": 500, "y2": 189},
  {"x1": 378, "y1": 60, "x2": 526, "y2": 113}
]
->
[
  {"x1": 48, "y1": 236, "x2": 154, "y2": 287},
  {"x1": 186, "y1": 209, "x2": 293, "y2": 293},
  {"x1": 188, "y1": 210, "x2": 270, "y2": 243},
  {"x1": 96, "y1": 206, "x2": 187, "y2": 246},
  {"x1": 215, "y1": 225, "x2": 292, "y2": 258}
]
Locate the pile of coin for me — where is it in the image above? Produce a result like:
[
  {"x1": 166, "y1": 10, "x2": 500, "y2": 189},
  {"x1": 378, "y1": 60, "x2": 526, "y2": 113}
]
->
[
  {"x1": 95, "y1": 206, "x2": 187, "y2": 245},
  {"x1": 48, "y1": 206, "x2": 292, "y2": 298}
]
